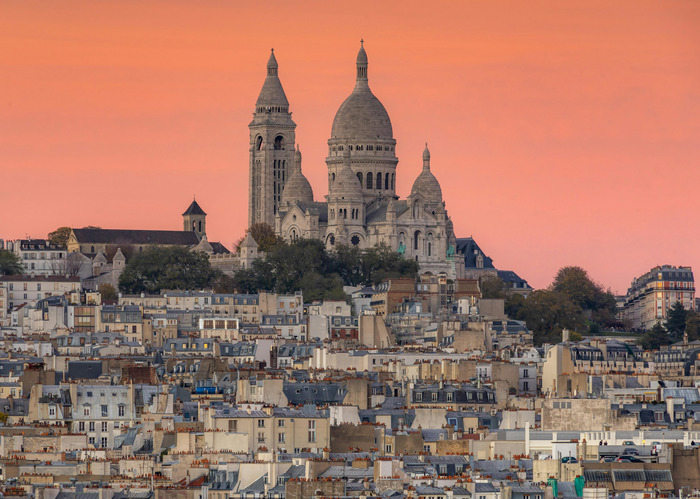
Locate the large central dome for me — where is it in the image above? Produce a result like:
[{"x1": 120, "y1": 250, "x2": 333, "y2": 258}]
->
[{"x1": 330, "y1": 41, "x2": 393, "y2": 141}]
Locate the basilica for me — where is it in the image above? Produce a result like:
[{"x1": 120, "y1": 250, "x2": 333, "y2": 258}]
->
[{"x1": 248, "y1": 42, "x2": 463, "y2": 277}]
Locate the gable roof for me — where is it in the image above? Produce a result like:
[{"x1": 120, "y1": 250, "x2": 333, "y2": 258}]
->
[{"x1": 71, "y1": 228, "x2": 200, "y2": 246}]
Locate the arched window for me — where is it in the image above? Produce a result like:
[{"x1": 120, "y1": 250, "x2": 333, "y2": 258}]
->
[
  {"x1": 90, "y1": 246, "x2": 95, "y2": 253},
  {"x1": 332, "y1": 172, "x2": 335, "y2": 182},
  {"x1": 256, "y1": 136, "x2": 263, "y2": 151},
  {"x1": 376, "y1": 173, "x2": 382, "y2": 190},
  {"x1": 428, "y1": 242, "x2": 432, "y2": 257},
  {"x1": 385, "y1": 174, "x2": 389, "y2": 190},
  {"x1": 414, "y1": 230, "x2": 421, "y2": 251},
  {"x1": 357, "y1": 172, "x2": 363, "y2": 185},
  {"x1": 198, "y1": 221, "x2": 202, "y2": 232},
  {"x1": 391, "y1": 173, "x2": 395, "y2": 190},
  {"x1": 274, "y1": 135, "x2": 284, "y2": 150},
  {"x1": 367, "y1": 173, "x2": 373, "y2": 189}
]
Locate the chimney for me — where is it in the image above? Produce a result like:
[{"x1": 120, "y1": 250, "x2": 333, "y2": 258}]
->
[{"x1": 667, "y1": 397, "x2": 676, "y2": 423}]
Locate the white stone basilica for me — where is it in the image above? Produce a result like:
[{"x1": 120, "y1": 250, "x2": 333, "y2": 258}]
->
[{"x1": 248, "y1": 42, "x2": 463, "y2": 277}]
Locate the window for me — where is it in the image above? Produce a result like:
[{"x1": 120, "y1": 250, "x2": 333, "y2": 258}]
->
[
  {"x1": 101, "y1": 405, "x2": 108, "y2": 417},
  {"x1": 101, "y1": 437, "x2": 108, "y2": 448},
  {"x1": 308, "y1": 420, "x2": 316, "y2": 442},
  {"x1": 84, "y1": 406, "x2": 90, "y2": 416},
  {"x1": 102, "y1": 421, "x2": 108, "y2": 432},
  {"x1": 89, "y1": 422, "x2": 95, "y2": 431},
  {"x1": 278, "y1": 433, "x2": 286, "y2": 443},
  {"x1": 432, "y1": 392, "x2": 438, "y2": 402},
  {"x1": 258, "y1": 419, "x2": 265, "y2": 428},
  {"x1": 49, "y1": 406, "x2": 56, "y2": 417},
  {"x1": 447, "y1": 392, "x2": 453, "y2": 402},
  {"x1": 118, "y1": 405, "x2": 125, "y2": 417},
  {"x1": 89, "y1": 437, "x2": 95, "y2": 445},
  {"x1": 416, "y1": 392, "x2": 422, "y2": 402},
  {"x1": 79, "y1": 422, "x2": 85, "y2": 432},
  {"x1": 257, "y1": 432, "x2": 265, "y2": 443},
  {"x1": 278, "y1": 420, "x2": 285, "y2": 427}
]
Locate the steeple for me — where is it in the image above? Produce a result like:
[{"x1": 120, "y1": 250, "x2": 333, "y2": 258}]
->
[
  {"x1": 267, "y1": 48, "x2": 279, "y2": 76},
  {"x1": 183, "y1": 198, "x2": 206, "y2": 240},
  {"x1": 423, "y1": 143, "x2": 431, "y2": 170},
  {"x1": 356, "y1": 39, "x2": 369, "y2": 89},
  {"x1": 255, "y1": 48, "x2": 290, "y2": 110}
]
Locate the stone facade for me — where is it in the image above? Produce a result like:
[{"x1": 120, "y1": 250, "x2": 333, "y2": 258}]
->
[{"x1": 249, "y1": 43, "x2": 464, "y2": 278}]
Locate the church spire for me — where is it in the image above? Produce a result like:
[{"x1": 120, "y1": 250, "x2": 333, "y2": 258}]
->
[
  {"x1": 423, "y1": 143, "x2": 431, "y2": 170},
  {"x1": 255, "y1": 48, "x2": 289, "y2": 109},
  {"x1": 267, "y1": 48, "x2": 278, "y2": 76},
  {"x1": 356, "y1": 39, "x2": 368, "y2": 89}
]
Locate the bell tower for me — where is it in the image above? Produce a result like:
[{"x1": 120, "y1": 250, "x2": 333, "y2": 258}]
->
[
  {"x1": 249, "y1": 49, "x2": 297, "y2": 228},
  {"x1": 183, "y1": 198, "x2": 206, "y2": 241}
]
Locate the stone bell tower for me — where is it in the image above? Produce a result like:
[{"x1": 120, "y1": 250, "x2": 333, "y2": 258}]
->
[
  {"x1": 248, "y1": 49, "x2": 297, "y2": 228},
  {"x1": 183, "y1": 199, "x2": 206, "y2": 241}
]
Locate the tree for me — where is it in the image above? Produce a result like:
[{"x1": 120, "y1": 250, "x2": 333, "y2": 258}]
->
[
  {"x1": 640, "y1": 323, "x2": 672, "y2": 350},
  {"x1": 551, "y1": 266, "x2": 620, "y2": 330},
  {"x1": 228, "y1": 239, "x2": 417, "y2": 294},
  {"x1": 0, "y1": 250, "x2": 23, "y2": 275},
  {"x1": 552, "y1": 266, "x2": 600, "y2": 309},
  {"x1": 98, "y1": 283, "x2": 119, "y2": 302},
  {"x1": 48, "y1": 226, "x2": 72, "y2": 248},
  {"x1": 236, "y1": 223, "x2": 283, "y2": 253},
  {"x1": 509, "y1": 289, "x2": 586, "y2": 345},
  {"x1": 480, "y1": 276, "x2": 506, "y2": 299},
  {"x1": 664, "y1": 301, "x2": 687, "y2": 337},
  {"x1": 118, "y1": 246, "x2": 219, "y2": 294},
  {"x1": 686, "y1": 309, "x2": 700, "y2": 342},
  {"x1": 50, "y1": 252, "x2": 85, "y2": 276}
]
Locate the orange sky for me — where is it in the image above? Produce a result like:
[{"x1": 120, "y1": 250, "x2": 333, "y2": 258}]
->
[{"x1": 1, "y1": 0, "x2": 699, "y2": 293}]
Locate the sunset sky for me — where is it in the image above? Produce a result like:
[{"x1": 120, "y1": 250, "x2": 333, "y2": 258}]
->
[{"x1": 1, "y1": 0, "x2": 699, "y2": 293}]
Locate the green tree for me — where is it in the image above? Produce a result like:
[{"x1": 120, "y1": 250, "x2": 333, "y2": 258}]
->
[
  {"x1": 228, "y1": 240, "x2": 417, "y2": 294},
  {"x1": 509, "y1": 289, "x2": 586, "y2": 345},
  {"x1": 552, "y1": 266, "x2": 600, "y2": 309},
  {"x1": 236, "y1": 223, "x2": 283, "y2": 253},
  {"x1": 664, "y1": 301, "x2": 687, "y2": 337},
  {"x1": 551, "y1": 266, "x2": 620, "y2": 330},
  {"x1": 48, "y1": 226, "x2": 72, "y2": 248},
  {"x1": 118, "y1": 246, "x2": 218, "y2": 294},
  {"x1": 686, "y1": 309, "x2": 700, "y2": 342},
  {"x1": 98, "y1": 283, "x2": 119, "y2": 302},
  {"x1": 480, "y1": 276, "x2": 506, "y2": 299},
  {"x1": 640, "y1": 323, "x2": 672, "y2": 350},
  {"x1": 0, "y1": 250, "x2": 23, "y2": 275}
]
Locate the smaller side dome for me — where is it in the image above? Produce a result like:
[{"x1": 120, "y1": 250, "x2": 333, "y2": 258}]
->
[
  {"x1": 281, "y1": 145, "x2": 314, "y2": 204},
  {"x1": 331, "y1": 148, "x2": 363, "y2": 199},
  {"x1": 411, "y1": 144, "x2": 443, "y2": 203}
]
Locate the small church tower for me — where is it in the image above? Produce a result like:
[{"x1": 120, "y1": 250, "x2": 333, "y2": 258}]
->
[
  {"x1": 249, "y1": 49, "x2": 297, "y2": 227},
  {"x1": 183, "y1": 199, "x2": 207, "y2": 241}
]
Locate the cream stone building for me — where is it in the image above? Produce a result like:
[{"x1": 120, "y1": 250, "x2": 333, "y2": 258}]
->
[{"x1": 249, "y1": 42, "x2": 464, "y2": 278}]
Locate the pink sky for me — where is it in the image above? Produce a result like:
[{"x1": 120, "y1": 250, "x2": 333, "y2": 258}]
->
[{"x1": 1, "y1": 0, "x2": 699, "y2": 294}]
